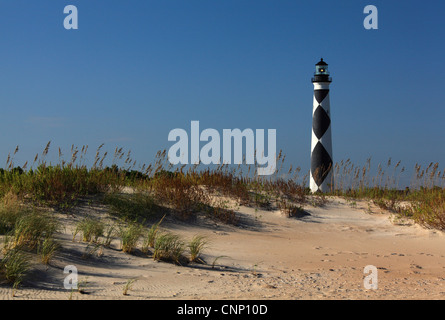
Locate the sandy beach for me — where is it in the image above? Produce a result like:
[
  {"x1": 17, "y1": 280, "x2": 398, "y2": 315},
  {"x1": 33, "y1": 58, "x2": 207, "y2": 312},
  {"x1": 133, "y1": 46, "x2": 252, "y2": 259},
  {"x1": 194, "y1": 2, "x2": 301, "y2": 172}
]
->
[{"x1": 1, "y1": 195, "x2": 444, "y2": 300}]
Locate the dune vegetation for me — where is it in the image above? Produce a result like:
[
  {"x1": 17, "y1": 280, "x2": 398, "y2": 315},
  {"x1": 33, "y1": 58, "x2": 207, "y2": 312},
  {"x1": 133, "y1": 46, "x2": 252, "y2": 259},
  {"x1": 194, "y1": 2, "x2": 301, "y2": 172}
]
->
[{"x1": 0, "y1": 142, "x2": 443, "y2": 293}]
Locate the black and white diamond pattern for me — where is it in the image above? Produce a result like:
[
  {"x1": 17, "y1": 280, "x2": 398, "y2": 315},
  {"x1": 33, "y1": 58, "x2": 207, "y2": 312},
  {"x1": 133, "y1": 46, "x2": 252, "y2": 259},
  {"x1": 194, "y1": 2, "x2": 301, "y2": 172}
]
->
[
  {"x1": 311, "y1": 88, "x2": 333, "y2": 192},
  {"x1": 314, "y1": 89, "x2": 329, "y2": 104},
  {"x1": 312, "y1": 105, "x2": 331, "y2": 139}
]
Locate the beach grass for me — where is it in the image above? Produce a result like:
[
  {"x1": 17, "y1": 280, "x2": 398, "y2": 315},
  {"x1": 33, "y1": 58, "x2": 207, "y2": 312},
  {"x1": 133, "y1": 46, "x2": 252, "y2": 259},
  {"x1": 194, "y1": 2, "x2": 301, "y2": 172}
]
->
[
  {"x1": 1, "y1": 143, "x2": 443, "y2": 230},
  {"x1": 188, "y1": 235, "x2": 208, "y2": 263},
  {"x1": 0, "y1": 142, "x2": 444, "y2": 292},
  {"x1": 153, "y1": 232, "x2": 186, "y2": 264},
  {"x1": 119, "y1": 222, "x2": 144, "y2": 254},
  {"x1": 73, "y1": 216, "x2": 105, "y2": 243}
]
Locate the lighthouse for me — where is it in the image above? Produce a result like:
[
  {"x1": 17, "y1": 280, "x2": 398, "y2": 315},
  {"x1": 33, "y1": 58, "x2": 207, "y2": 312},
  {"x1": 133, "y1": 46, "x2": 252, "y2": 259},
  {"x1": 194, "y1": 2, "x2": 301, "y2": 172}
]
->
[{"x1": 310, "y1": 58, "x2": 333, "y2": 193}]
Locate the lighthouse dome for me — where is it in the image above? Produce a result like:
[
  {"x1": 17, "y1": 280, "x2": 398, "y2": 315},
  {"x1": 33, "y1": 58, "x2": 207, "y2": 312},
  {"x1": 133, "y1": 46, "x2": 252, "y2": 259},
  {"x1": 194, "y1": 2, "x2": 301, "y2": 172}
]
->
[{"x1": 316, "y1": 58, "x2": 328, "y2": 66}]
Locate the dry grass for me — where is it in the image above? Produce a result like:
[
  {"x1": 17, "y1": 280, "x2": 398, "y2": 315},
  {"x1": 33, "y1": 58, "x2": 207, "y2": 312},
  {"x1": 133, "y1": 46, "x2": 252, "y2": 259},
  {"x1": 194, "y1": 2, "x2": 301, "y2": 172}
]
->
[
  {"x1": 1, "y1": 144, "x2": 444, "y2": 231},
  {"x1": 0, "y1": 143, "x2": 444, "y2": 292}
]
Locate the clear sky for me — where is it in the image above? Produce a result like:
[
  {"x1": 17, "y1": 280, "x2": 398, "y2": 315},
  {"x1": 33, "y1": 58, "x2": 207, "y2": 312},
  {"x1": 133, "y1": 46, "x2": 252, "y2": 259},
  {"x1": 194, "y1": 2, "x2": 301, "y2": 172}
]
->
[{"x1": 0, "y1": 0, "x2": 444, "y2": 183}]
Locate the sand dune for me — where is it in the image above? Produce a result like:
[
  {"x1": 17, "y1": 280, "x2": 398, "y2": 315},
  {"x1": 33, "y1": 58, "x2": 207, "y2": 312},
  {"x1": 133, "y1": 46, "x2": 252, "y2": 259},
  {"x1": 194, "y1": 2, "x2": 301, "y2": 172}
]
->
[{"x1": 2, "y1": 197, "x2": 444, "y2": 300}]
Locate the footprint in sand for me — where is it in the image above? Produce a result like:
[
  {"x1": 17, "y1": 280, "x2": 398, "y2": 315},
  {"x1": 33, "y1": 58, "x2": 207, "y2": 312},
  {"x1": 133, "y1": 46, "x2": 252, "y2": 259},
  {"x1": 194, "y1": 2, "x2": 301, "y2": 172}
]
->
[
  {"x1": 391, "y1": 253, "x2": 405, "y2": 256},
  {"x1": 377, "y1": 267, "x2": 390, "y2": 273}
]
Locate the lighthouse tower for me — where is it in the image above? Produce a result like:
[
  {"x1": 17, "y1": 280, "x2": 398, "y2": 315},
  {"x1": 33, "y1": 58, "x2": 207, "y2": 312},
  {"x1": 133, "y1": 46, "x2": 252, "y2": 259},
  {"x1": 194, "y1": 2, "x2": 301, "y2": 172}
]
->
[{"x1": 310, "y1": 58, "x2": 333, "y2": 193}]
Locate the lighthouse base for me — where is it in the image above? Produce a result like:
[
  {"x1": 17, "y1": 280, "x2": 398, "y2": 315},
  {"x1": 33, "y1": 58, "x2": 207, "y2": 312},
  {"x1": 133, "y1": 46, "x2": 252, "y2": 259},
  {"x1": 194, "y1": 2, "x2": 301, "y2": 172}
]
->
[{"x1": 310, "y1": 171, "x2": 333, "y2": 193}]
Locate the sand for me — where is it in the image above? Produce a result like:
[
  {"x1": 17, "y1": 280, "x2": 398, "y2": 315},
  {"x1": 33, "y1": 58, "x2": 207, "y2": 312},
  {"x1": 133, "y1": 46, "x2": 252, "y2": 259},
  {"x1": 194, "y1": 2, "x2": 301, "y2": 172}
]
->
[{"x1": 1, "y1": 196, "x2": 444, "y2": 300}]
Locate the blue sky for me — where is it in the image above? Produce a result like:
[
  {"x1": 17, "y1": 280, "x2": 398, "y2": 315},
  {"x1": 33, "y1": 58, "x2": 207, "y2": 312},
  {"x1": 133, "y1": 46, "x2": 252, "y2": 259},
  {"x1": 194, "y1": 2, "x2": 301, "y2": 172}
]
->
[{"x1": 0, "y1": 0, "x2": 444, "y2": 183}]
